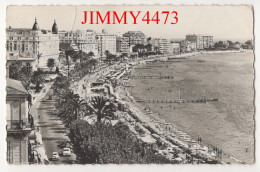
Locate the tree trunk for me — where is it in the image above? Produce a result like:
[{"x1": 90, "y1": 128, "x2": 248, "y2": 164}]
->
[
  {"x1": 68, "y1": 63, "x2": 70, "y2": 77},
  {"x1": 66, "y1": 55, "x2": 70, "y2": 77},
  {"x1": 97, "y1": 113, "x2": 102, "y2": 123}
]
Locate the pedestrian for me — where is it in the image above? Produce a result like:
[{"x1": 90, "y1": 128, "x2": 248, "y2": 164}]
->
[
  {"x1": 38, "y1": 155, "x2": 41, "y2": 164},
  {"x1": 38, "y1": 114, "x2": 40, "y2": 119}
]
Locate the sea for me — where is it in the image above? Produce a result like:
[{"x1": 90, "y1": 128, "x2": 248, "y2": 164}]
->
[{"x1": 127, "y1": 52, "x2": 255, "y2": 164}]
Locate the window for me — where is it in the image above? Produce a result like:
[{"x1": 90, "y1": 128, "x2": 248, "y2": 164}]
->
[
  {"x1": 22, "y1": 44, "x2": 25, "y2": 52},
  {"x1": 10, "y1": 43, "x2": 12, "y2": 51},
  {"x1": 14, "y1": 44, "x2": 17, "y2": 51},
  {"x1": 7, "y1": 141, "x2": 12, "y2": 163}
]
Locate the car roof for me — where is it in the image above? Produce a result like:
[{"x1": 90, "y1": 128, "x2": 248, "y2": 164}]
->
[{"x1": 53, "y1": 152, "x2": 58, "y2": 154}]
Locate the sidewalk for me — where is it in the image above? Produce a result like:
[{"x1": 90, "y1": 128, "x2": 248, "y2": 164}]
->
[{"x1": 29, "y1": 82, "x2": 53, "y2": 164}]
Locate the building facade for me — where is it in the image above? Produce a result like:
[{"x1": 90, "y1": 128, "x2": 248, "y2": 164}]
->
[
  {"x1": 122, "y1": 31, "x2": 147, "y2": 45},
  {"x1": 148, "y1": 38, "x2": 170, "y2": 54},
  {"x1": 59, "y1": 30, "x2": 99, "y2": 57},
  {"x1": 169, "y1": 42, "x2": 181, "y2": 54},
  {"x1": 186, "y1": 34, "x2": 214, "y2": 50},
  {"x1": 202, "y1": 35, "x2": 214, "y2": 49},
  {"x1": 6, "y1": 19, "x2": 60, "y2": 70},
  {"x1": 96, "y1": 29, "x2": 117, "y2": 58},
  {"x1": 59, "y1": 29, "x2": 117, "y2": 58},
  {"x1": 6, "y1": 78, "x2": 33, "y2": 164},
  {"x1": 180, "y1": 40, "x2": 197, "y2": 52},
  {"x1": 116, "y1": 36, "x2": 130, "y2": 53}
]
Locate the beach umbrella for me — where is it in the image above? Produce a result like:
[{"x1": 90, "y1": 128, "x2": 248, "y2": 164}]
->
[{"x1": 210, "y1": 152, "x2": 217, "y2": 157}]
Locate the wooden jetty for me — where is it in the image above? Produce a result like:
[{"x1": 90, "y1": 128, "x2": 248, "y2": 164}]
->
[
  {"x1": 131, "y1": 75, "x2": 174, "y2": 79},
  {"x1": 136, "y1": 98, "x2": 218, "y2": 104}
]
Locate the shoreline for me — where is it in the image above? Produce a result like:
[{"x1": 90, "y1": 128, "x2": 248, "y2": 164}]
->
[{"x1": 119, "y1": 51, "x2": 253, "y2": 164}]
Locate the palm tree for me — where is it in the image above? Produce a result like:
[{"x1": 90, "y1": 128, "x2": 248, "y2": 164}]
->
[
  {"x1": 105, "y1": 50, "x2": 110, "y2": 58},
  {"x1": 36, "y1": 53, "x2": 42, "y2": 68},
  {"x1": 19, "y1": 63, "x2": 33, "y2": 90},
  {"x1": 9, "y1": 60, "x2": 22, "y2": 79},
  {"x1": 31, "y1": 69, "x2": 45, "y2": 93},
  {"x1": 88, "y1": 51, "x2": 95, "y2": 58},
  {"x1": 88, "y1": 96, "x2": 117, "y2": 123},
  {"x1": 21, "y1": 62, "x2": 33, "y2": 77},
  {"x1": 52, "y1": 74, "x2": 71, "y2": 95},
  {"x1": 88, "y1": 58, "x2": 98, "y2": 72},
  {"x1": 105, "y1": 50, "x2": 112, "y2": 65},
  {"x1": 65, "y1": 50, "x2": 75, "y2": 76},
  {"x1": 80, "y1": 62, "x2": 89, "y2": 76},
  {"x1": 47, "y1": 58, "x2": 55, "y2": 72},
  {"x1": 121, "y1": 53, "x2": 128, "y2": 62},
  {"x1": 58, "y1": 92, "x2": 88, "y2": 126}
]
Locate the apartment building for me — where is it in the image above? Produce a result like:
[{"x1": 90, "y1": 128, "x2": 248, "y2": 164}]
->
[
  {"x1": 148, "y1": 38, "x2": 170, "y2": 54},
  {"x1": 116, "y1": 36, "x2": 130, "y2": 53},
  {"x1": 6, "y1": 78, "x2": 33, "y2": 164},
  {"x1": 96, "y1": 29, "x2": 117, "y2": 58},
  {"x1": 186, "y1": 34, "x2": 214, "y2": 50}
]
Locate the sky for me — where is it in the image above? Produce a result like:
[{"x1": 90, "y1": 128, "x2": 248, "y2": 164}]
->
[{"x1": 6, "y1": 5, "x2": 254, "y2": 42}]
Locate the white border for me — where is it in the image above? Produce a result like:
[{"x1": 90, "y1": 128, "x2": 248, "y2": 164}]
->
[{"x1": 0, "y1": 1, "x2": 259, "y2": 172}]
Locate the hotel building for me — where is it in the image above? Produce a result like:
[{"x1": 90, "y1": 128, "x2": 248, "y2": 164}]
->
[{"x1": 6, "y1": 18, "x2": 60, "y2": 71}]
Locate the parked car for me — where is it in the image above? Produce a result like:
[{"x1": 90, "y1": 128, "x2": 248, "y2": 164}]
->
[
  {"x1": 52, "y1": 152, "x2": 60, "y2": 160},
  {"x1": 63, "y1": 148, "x2": 72, "y2": 156},
  {"x1": 44, "y1": 76, "x2": 53, "y2": 82}
]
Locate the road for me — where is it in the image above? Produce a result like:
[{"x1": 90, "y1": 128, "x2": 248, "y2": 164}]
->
[{"x1": 37, "y1": 85, "x2": 77, "y2": 164}]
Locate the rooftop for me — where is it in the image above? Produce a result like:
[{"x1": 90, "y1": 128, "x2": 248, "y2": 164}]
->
[{"x1": 6, "y1": 78, "x2": 28, "y2": 95}]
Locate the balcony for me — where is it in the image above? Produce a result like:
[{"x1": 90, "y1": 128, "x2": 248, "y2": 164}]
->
[{"x1": 6, "y1": 120, "x2": 32, "y2": 131}]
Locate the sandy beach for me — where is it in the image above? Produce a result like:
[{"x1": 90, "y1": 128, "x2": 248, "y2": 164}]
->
[{"x1": 125, "y1": 52, "x2": 254, "y2": 164}]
